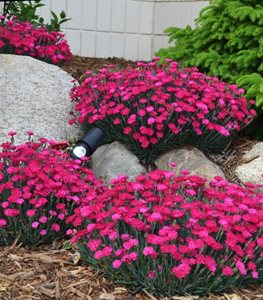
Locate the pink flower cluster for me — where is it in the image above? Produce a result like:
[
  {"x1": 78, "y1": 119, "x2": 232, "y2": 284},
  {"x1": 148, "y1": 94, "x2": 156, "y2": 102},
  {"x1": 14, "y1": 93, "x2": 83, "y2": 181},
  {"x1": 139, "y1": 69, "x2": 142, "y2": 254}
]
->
[
  {"x1": 68, "y1": 169, "x2": 263, "y2": 295},
  {"x1": 0, "y1": 16, "x2": 72, "y2": 64},
  {"x1": 70, "y1": 59, "x2": 256, "y2": 162},
  {"x1": 0, "y1": 133, "x2": 105, "y2": 245}
]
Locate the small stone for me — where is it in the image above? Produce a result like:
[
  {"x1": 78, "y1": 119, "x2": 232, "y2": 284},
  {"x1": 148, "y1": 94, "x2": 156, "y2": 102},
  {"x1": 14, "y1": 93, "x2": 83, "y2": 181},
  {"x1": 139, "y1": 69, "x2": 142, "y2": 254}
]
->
[
  {"x1": 99, "y1": 294, "x2": 115, "y2": 300},
  {"x1": 155, "y1": 146, "x2": 225, "y2": 182},
  {"x1": 235, "y1": 142, "x2": 263, "y2": 185},
  {"x1": 91, "y1": 141, "x2": 146, "y2": 185},
  {"x1": 243, "y1": 142, "x2": 263, "y2": 160}
]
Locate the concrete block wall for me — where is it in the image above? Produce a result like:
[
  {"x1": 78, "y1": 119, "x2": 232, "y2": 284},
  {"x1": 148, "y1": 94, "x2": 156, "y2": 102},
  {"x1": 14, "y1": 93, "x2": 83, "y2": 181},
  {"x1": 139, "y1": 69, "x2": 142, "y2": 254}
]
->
[
  {"x1": 153, "y1": 0, "x2": 209, "y2": 52},
  {"x1": 1, "y1": 0, "x2": 209, "y2": 61}
]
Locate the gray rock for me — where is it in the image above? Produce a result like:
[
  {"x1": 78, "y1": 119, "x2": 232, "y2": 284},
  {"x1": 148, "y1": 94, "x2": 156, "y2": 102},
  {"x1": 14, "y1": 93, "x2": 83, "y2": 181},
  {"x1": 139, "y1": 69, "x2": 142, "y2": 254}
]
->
[
  {"x1": 91, "y1": 141, "x2": 146, "y2": 184},
  {"x1": 235, "y1": 142, "x2": 263, "y2": 185},
  {"x1": 155, "y1": 146, "x2": 225, "y2": 182},
  {"x1": 0, "y1": 54, "x2": 81, "y2": 144}
]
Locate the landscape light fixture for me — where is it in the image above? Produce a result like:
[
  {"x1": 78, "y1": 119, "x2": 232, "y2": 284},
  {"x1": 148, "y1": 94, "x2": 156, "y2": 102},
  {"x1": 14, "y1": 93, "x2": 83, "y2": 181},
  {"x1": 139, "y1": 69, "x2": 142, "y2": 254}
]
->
[{"x1": 70, "y1": 127, "x2": 105, "y2": 159}]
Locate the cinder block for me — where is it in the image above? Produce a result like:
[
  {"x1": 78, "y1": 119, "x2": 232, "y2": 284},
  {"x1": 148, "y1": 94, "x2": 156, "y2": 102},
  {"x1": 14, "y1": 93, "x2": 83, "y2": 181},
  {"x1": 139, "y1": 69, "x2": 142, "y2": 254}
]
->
[
  {"x1": 45, "y1": 0, "x2": 209, "y2": 60},
  {"x1": 154, "y1": 2, "x2": 182, "y2": 34},
  {"x1": 126, "y1": 1, "x2": 139, "y2": 33},
  {"x1": 50, "y1": 0, "x2": 66, "y2": 15},
  {"x1": 65, "y1": 30, "x2": 81, "y2": 55},
  {"x1": 67, "y1": 0, "x2": 82, "y2": 29},
  {"x1": 97, "y1": 0, "x2": 111, "y2": 31},
  {"x1": 112, "y1": 0, "x2": 126, "y2": 32},
  {"x1": 110, "y1": 33, "x2": 125, "y2": 57},
  {"x1": 38, "y1": 0, "x2": 51, "y2": 23},
  {"x1": 138, "y1": 35, "x2": 152, "y2": 61},
  {"x1": 180, "y1": 2, "x2": 194, "y2": 28},
  {"x1": 139, "y1": 2, "x2": 154, "y2": 34},
  {"x1": 125, "y1": 34, "x2": 138, "y2": 61},
  {"x1": 49, "y1": 0, "x2": 67, "y2": 29},
  {"x1": 83, "y1": 0, "x2": 97, "y2": 30},
  {"x1": 81, "y1": 31, "x2": 96, "y2": 57},
  {"x1": 96, "y1": 32, "x2": 111, "y2": 57},
  {"x1": 153, "y1": 35, "x2": 169, "y2": 55}
]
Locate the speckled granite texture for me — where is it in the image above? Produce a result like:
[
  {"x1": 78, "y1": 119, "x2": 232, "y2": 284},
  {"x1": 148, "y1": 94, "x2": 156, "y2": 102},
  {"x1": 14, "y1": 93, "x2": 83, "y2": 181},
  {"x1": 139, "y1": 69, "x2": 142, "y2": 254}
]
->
[{"x1": 0, "y1": 54, "x2": 81, "y2": 144}]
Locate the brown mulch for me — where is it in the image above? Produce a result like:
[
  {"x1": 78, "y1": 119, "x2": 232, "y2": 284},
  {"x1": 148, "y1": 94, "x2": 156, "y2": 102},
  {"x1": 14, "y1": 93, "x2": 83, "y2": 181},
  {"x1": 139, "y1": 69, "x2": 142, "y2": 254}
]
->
[
  {"x1": 207, "y1": 137, "x2": 258, "y2": 184},
  {"x1": 0, "y1": 243, "x2": 263, "y2": 300},
  {"x1": 0, "y1": 56, "x2": 261, "y2": 300},
  {"x1": 61, "y1": 56, "x2": 136, "y2": 83}
]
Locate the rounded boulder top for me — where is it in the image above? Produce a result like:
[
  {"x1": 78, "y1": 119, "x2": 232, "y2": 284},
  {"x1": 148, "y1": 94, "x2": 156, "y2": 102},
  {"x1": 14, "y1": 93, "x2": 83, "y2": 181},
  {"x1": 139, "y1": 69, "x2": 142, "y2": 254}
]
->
[{"x1": 0, "y1": 54, "x2": 81, "y2": 144}]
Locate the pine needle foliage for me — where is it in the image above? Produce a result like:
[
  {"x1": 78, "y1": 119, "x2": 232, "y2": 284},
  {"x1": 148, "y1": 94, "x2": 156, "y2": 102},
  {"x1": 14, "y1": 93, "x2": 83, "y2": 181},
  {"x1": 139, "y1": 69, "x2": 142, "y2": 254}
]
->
[{"x1": 156, "y1": 0, "x2": 263, "y2": 137}]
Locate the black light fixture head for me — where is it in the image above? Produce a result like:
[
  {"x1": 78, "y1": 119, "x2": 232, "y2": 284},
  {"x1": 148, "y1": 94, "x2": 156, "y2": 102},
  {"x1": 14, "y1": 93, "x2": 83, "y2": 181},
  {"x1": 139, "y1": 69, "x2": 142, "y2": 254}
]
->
[{"x1": 70, "y1": 127, "x2": 105, "y2": 160}]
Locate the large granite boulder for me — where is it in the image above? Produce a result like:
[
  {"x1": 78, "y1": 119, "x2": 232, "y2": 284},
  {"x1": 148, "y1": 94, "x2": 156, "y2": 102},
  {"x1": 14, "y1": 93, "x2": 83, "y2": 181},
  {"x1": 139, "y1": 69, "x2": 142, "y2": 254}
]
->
[
  {"x1": 0, "y1": 54, "x2": 81, "y2": 144},
  {"x1": 91, "y1": 141, "x2": 146, "y2": 185},
  {"x1": 155, "y1": 146, "x2": 225, "y2": 182},
  {"x1": 235, "y1": 142, "x2": 263, "y2": 185}
]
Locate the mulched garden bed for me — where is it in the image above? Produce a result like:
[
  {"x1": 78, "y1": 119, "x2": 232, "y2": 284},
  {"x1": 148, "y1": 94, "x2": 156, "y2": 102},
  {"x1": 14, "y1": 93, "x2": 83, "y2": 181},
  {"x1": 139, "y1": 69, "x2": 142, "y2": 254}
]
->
[
  {"x1": 0, "y1": 56, "x2": 261, "y2": 300},
  {"x1": 61, "y1": 56, "x2": 136, "y2": 83},
  {"x1": 1, "y1": 243, "x2": 262, "y2": 300}
]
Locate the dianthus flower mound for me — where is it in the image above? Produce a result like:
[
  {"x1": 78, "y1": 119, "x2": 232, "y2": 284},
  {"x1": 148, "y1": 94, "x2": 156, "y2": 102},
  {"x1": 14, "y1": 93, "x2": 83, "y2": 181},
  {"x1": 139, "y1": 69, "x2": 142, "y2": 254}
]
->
[
  {"x1": 70, "y1": 59, "x2": 256, "y2": 163},
  {"x1": 0, "y1": 136, "x2": 105, "y2": 246},
  {"x1": 68, "y1": 170, "x2": 263, "y2": 296},
  {"x1": 0, "y1": 16, "x2": 72, "y2": 64}
]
